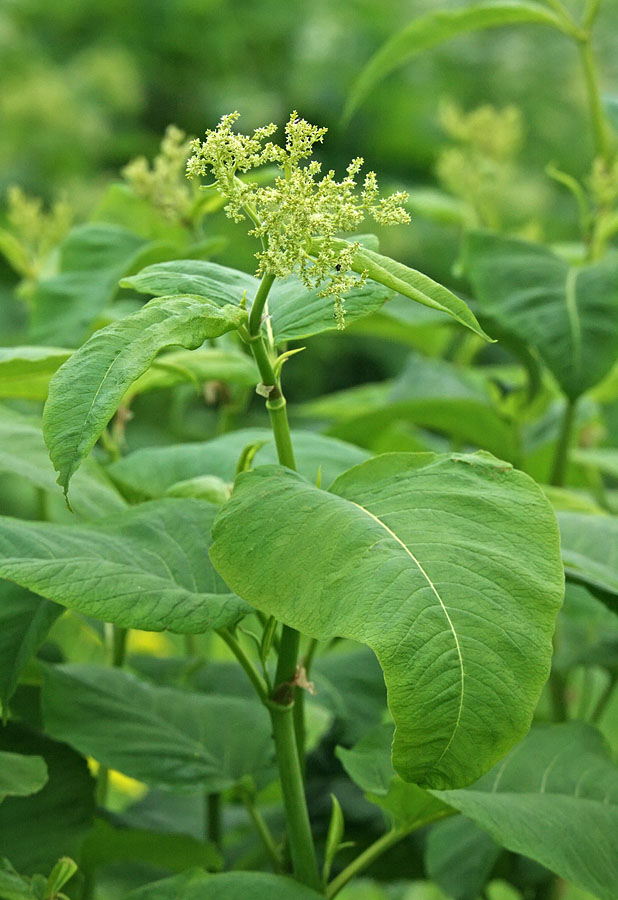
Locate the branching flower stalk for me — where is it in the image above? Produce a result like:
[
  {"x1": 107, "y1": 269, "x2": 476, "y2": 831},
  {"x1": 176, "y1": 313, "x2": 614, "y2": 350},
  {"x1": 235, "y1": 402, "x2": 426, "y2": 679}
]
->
[{"x1": 186, "y1": 111, "x2": 409, "y2": 890}]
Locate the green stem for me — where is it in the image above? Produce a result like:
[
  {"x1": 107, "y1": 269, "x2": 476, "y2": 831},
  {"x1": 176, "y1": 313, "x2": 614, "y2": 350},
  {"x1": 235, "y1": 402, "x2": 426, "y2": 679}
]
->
[
  {"x1": 241, "y1": 789, "x2": 283, "y2": 872},
  {"x1": 217, "y1": 628, "x2": 269, "y2": 703},
  {"x1": 549, "y1": 397, "x2": 577, "y2": 487},
  {"x1": 249, "y1": 271, "x2": 276, "y2": 335},
  {"x1": 96, "y1": 625, "x2": 128, "y2": 808},
  {"x1": 206, "y1": 792, "x2": 222, "y2": 849},
  {"x1": 578, "y1": 36, "x2": 612, "y2": 162},
  {"x1": 326, "y1": 828, "x2": 407, "y2": 899},
  {"x1": 268, "y1": 701, "x2": 321, "y2": 889}
]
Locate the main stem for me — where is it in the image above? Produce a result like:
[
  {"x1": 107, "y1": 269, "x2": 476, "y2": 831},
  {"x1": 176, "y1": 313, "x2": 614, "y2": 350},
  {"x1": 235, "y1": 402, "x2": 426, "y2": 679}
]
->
[
  {"x1": 578, "y1": 35, "x2": 612, "y2": 163},
  {"x1": 247, "y1": 272, "x2": 320, "y2": 890},
  {"x1": 549, "y1": 397, "x2": 577, "y2": 487}
]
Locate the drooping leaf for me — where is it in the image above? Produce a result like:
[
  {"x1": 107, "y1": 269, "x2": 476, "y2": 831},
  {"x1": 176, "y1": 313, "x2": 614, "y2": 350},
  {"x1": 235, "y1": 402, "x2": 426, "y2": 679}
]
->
[
  {"x1": 80, "y1": 817, "x2": 221, "y2": 872},
  {"x1": 0, "y1": 499, "x2": 248, "y2": 633},
  {"x1": 42, "y1": 664, "x2": 275, "y2": 793},
  {"x1": 343, "y1": 1, "x2": 567, "y2": 122},
  {"x1": 0, "y1": 580, "x2": 62, "y2": 711},
  {"x1": 558, "y1": 511, "x2": 618, "y2": 604},
  {"x1": 464, "y1": 232, "x2": 618, "y2": 399},
  {"x1": 0, "y1": 723, "x2": 95, "y2": 873},
  {"x1": 311, "y1": 238, "x2": 492, "y2": 340},
  {"x1": 108, "y1": 429, "x2": 370, "y2": 498},
  {"x1": 125, "y1": 870, "x2": 325, "y2": 900},
  {"x1": 43, "y1": 296, "x2": 246, "y2": 498},
  {"x1": 435, "y1": 723, "x2": 618, "y2": 900},
  {"x1": 425, "y1": 816, "x2": 501, "y2": 900},
  {"x1": 0, "y1": 347, "x2": 71, "y2": 400},
  {"x1": 0, "y1": 406, "x2": 125, "y2": 520},
  {"x1": 210, "y1": 453, "x2": 563, "y2": 788},
  {"x1": 0, "y1": 752, "x2": 47, "y2": 803},
  {"x1": 29, "y1": 223, "x2": 176, "y2": 346},
  {"x1": 123, "y1": 259, "x2": 392, "y2": 342}
]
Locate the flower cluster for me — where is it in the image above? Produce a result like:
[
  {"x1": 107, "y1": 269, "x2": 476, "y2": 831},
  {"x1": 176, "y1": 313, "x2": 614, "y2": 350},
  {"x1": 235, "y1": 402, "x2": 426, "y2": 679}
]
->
[
  {"x1": 123, "y1": 125, "x2": 194, "y2": 223},
  {"x1": 5, "y1": 186, "x2": 72, "y2": 281},
  {"x1": 187, "y1": 111, "x2": 409, "y2": 327}
]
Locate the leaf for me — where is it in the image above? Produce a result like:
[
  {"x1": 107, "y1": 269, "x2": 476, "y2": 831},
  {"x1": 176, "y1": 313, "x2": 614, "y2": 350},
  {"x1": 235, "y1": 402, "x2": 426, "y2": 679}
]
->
[
  {"x1": 108, "y1": 429, "x2": 370, "y2": 498},
  {"x1": 0, "y1": 580, "x2": 62, "y2": 711},
  {"x1": 42, "y1": 664, "x2": 275, "y2": 793},
  {"x1": 343, "y1": 1, "x2": 567, "y2": 122},
  {"x1": 337, "y1": 724, "x2": 450, "y2": 828},
  {"x1": 0, "y1": 752, "x2": 47, "y2": 803},
  {"x1": 125, "y1": 870, "x2": 325, "y2": 900},
  {"x1": 0, "y1": 858, "x2": 39, "y2": 900},
  {"x1": 311, "y1": 238, "x2": 492, "y2": 340},
  {"x1": 425, "y1": 816, "x2": 501, "y2": 900},
  {"x1": 0, "y1": 723, "x2": 95, "y2": 873},
  {"x1": 311, "y1": 646, "x2": 386, "y2": 744},
  {"x1": 123, "y1": 259, "x2": 392, "y2": 342},
  {"x1": 572, "y1": 447, "x2": 618, "y2": 481},
  {"x1": 43, "y1": 296, "x2": 246, "y2": 498},
  {"x1": 0, "y1": 499, "x2": 248, "y2": 634},
  {"x1": 0, "y1": 347, "x2": 71, "y2": 401},
  {"x1": 558, "y1": 511, "x2": 618, "y2": 603},
  {"x1": 125, "y1": 347, "x2": 258, "y2": 400},
  {"x1": 210, "y1": 452, "x2": 563, "y2": 788},
  {"x1": 0, "y1": 405, "x2": 126, "y2": 521},
  {"x1": 80, "y1": 817, "x2": 221, "y2": 872},
  {"x1": 464, "y1": 232, "x2": 618, "y2": 399},
  {"x1": 435, "y1": 723, "x2": 618, "y2": 900},
  {"x1": 29, "y1": 223, "x2": 175, "y2": 346}
]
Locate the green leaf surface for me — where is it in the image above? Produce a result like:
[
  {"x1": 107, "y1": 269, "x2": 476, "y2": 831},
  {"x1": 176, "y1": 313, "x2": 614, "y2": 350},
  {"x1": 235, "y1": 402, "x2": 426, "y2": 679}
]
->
[
  {"x1": 0, "y1": 499, "x2": 248, "y2": 633},
  {"x1": 572, "y1": 448, "x2": 618, "y2": 481},
  {"x1": 0, "y1": 858, "x2": 38, "y2": 900},
  {"x1": 108, "y1": 429, "x2": 369, "y2": 498},
  {"x1": 122, "y1": 259, "x2": 391, "y2": 342},
  {"x1": 464, "y1": 233, "x2": 618, "y2": 399},
  {"x1": 80, "y1": 817, "x2": 221, "y2": 872},
  {"x1": 343, "y1": 1, "x2": 567, "y2": 122},
  {"x1": 0, "y1": 723, "x2": 95, "y2": 873},
  {"x1": 125, "y1": 347, "x2": 258, "y2": 400},
  {"x1": 43, "y1": 295, "x2": 246, "y2": 498},
  {"x1": 0, "y1": 347, "x2": 71, "y2": 401},
  {"x1": 42, "y1": 664, "x2": 274, "y2": 792},
  {"x1": 0, "y1": 405, "x2": 126, "y2": 521},
  {"x1": 0, "y1": 580, "x2": 62, "y2": 711},
  {"x1": 435, "y1": 723, "x2": 618, "y2": 900},
  {"x1": 125, "y1": 870, "x2": 325, "y2": 900},
  {"x1": 0, "y1": 752, "x2": 47, "y2": 803},
  {"x1": 29, "y1": 223, "x2": 176, "y2": 346},
  {"x1": 558, "y1": 511, "x2": 618, "y2": 602},
  {"x1": 425, "y1": 816, "x2": 501, "y2": 900},
  {"x1": 337, "y1": 724, "x2": 449, "y2": 828},
  {"x1": 312, "y1": 238, "x2": 491, "y2": 339},
  {"x1": 211, "y1": 452, "x2": 563, "y2": 788}
]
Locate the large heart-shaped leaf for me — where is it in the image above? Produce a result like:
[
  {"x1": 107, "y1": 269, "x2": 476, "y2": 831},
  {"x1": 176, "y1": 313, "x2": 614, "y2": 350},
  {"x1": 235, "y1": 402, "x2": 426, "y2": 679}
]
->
[
  {"x1": 210, "y1": 452, "x2": 563, "y2": 788},
  {"x1": 0, "y1": 581, "x2": 62, "y2": 711},
  {"x1": 0, "y1": 752, "x2": 47, "y2": 803},
  {"x1": 343, "y1": 1, "x2": 567, "y2": 122},
  {"x1": 312, "y1": 238, "x2": 492, "y2": 340},
  {"x1": 125, "y1": 870, "x2": 325, "y2": 900},
  {"x1": 0, "y1": 499, "x2": 248, "y2": 633},
  {"x1": 42, "y1": 664, "x2": 274, "y2": 793},
  {"x1": 122, "y1": 259, "x2": 391, "y2": 341},
  {"x1": 43, "y1": 296, "x2": 246, "y2": 498},
  {"x1": 435, "y1": 723, "x2": 618, "y2": 900},
  {"x1": 464, "y1": 232, "x2": 618, "y2": 399},
  {"x1": 108, "y1": 429, "x2": 369, "y2": 498}
]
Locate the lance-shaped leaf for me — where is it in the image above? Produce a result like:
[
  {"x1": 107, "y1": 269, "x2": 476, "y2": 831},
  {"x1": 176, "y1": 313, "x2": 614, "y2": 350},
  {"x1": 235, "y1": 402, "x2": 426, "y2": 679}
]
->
[
  {"x1": 464, "y1": 232, "x2": 618, "y2": 399},
  {"x1": 0, "y1": 752, "x2": 48, "y2": 803},
  {"x1": 0, "y1": 499, "x2": 248, "y2": 633},
  {"x1": 125, "y1": 870, "x2": 325, "y2": 900},
  {"x1": 343, "y1": 1, "x2": 568, "y2": 122},
  {"x1": 123, "y1": 259, "x2": 391, "y2": 342},
  {"x1": 42, "y1": 665, "x2": 275, "y2": 793},
  {"x1": 311, "y1": 238, "x2": 492, "y2": 340},
  {"x1": 0, "y1": 347, "x2": 71, "y2": 401},
  {"x1": 435, "y1": 723, "x2": 618, "y2": 900},
  {"x1": 211, "y1": 453, "x2": 563, "y2": 788},
  {"x1": 558, "y1": 511, "x2": 618, "y2": 604},
  {"x1": 43, "y1": 296, "x2": 246, "y2": 498}
]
